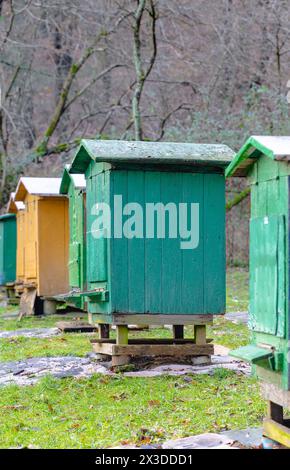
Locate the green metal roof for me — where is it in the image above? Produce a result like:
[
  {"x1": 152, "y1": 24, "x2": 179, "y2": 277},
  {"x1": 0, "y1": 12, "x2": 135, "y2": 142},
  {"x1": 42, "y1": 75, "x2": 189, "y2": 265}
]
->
[
  {"x1": 226, "y1": 136, "x2": 290, "y2": 177},
  {"x1": 70, "y1": 139, "x2": 234, "y2": 174}
]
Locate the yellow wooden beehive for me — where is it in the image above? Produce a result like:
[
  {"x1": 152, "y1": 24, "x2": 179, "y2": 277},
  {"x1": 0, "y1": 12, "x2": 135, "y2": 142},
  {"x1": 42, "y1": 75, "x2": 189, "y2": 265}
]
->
[{"x1": 13, "y1": 177, "x2": 69, "y2": 314}]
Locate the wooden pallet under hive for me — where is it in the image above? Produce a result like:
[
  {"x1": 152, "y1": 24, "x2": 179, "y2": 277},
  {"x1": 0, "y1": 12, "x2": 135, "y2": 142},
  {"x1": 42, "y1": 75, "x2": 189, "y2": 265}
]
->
[{"x1": 91, "y1": 322, "x2": 213, "y2": 367}]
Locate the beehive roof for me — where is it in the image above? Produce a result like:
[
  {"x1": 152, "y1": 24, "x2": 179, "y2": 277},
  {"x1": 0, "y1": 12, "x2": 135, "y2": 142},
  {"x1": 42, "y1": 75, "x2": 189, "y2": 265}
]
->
[
  {"x1": 7, "y1": 192, "x2": 25, "y2": 213},
  {"x1": 60, "y1": 166, "x2": 86, "y2": 194},
  {"x1": 226, "y1": 136, "x2": 290, "y2": 177},
  {"x1": 70, "y1": 139, "x2": 234, "y2": 173},
  {"x1": 0, "y1": 213, "x2": 16, "y2": 221},
  {"x1": 14, "y1": 177, "x2": 62, "y2": 201}
]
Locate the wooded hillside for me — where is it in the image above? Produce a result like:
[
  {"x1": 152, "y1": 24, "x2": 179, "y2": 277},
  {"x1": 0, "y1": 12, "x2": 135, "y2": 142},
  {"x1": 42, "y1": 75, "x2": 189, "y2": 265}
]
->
[{"x1": 1, "y1": 0, "x2": 290, "y2": 207}]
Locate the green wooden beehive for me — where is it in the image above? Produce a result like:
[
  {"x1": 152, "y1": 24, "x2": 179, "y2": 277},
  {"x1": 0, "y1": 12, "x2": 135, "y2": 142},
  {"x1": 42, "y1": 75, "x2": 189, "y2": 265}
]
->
[
  {"x1": 0, "y1": 213, "x2": 17, "y2": 286},
  {"x1": 226, "y1": 136, "x2": 290, "y2": 391},
  {"x1": 70, "y1": 140, "x2": 233, "y2": 326},
  {"x1": 60, "y1": 167, "x2": 86, "y2": 309}
]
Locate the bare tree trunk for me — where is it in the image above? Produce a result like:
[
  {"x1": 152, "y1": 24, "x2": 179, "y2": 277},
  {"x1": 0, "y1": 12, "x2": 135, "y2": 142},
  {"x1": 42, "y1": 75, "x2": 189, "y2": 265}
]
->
[{"x1": 132, "y1": 0, "x2": 158, "y2": 141}]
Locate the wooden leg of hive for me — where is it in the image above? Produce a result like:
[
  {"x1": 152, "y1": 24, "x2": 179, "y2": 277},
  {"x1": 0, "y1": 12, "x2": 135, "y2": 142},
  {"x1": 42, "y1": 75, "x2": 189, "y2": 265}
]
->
[
  {"x1": 99, "y1": 323, "x2": 110, "y2": 339},
  {"x1": 116, "y1": 325, "x2": 129, "y2": 345},
  {"x1": 95, "y1": 324, "x2": 111, "y2": 361},
  {"x1": 173, "y1": 325, "x2": 184, "y2": 339},
  {"x1": 43, "y1": 299, "x2": 57, "y2": 315},
  {"x1": 267, "y1": 401, "x2": 284, "y2": 424},
  {"x1": 194, "y1": 325, "x2": 206, "y2": 345},
  {"x1": 113, "y1": 325, "x2": 130, "y2": 367}
]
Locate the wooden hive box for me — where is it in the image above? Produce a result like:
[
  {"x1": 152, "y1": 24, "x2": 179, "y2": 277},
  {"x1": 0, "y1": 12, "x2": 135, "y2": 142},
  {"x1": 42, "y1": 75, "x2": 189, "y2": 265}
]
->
[
  {"x1": 70, "y1": 139, "x2": 233, "y2": 328},
  {"x1": 5, "y1": 193, "x2": 25, "y2": 304},
  {"x1": 227, "y1": 136, "x2": 290, "y2": 392},
  {"x1": 59, "y1": 166, "x2": 86, "y2": 309},
  {"x1": 14, "y1": 177, "x2": 69, "y2": 315},
  {"x1": 0, "y1": 213, "x2": 17, "y2": 286},
  {"x1": 7, "y1": 192, "x2": 25, "y2": 284}
]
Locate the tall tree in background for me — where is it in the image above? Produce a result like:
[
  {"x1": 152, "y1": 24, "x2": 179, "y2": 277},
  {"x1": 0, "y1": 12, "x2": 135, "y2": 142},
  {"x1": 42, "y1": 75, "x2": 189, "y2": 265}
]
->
[{"x1": 132, "y1": 0, "x2": 158, "y2": 140}]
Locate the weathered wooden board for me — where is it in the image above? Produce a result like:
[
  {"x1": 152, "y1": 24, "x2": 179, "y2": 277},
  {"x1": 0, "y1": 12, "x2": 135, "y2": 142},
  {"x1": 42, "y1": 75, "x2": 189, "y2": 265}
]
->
[
  {"x1": 56, "y1": 321, "x2": 97, "y2": 333},
  {"x1": 92, "y1": 341, "x2": 213, "y2": 357},
  {"x1": 19, "y1": 287, "x2": 37, "y2": 317},
  {"x1": 261, "y1": 382, "x2": 290, "y2": 408},
  {"x1": 111, "y1": 314, "x2": 213, "y2": 325},
  {"x1": 263, "y1": 419, "x2": 290, "y2": 448},
  {"x1": 91, "y1": 338, "x2": 213, "y2": 345}
]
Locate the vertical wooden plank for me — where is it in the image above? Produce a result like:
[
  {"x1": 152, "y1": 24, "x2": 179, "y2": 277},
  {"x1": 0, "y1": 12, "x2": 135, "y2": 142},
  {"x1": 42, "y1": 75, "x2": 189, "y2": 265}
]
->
[
  {"x1": 287, "y1": 177, "x2": 290, "y2": 391},
  {"x1": 257, "y1": 181, "x2": 268, "y2": 217},
  {"x1": 181, "y1": 173, "x2": 204, "y2": 314},
  {"x1": 16, "y1": 210, "x2": 25, "y2": 279},
  {"x1": 250, "y1": 183, "x2": 258, "y2": 218},
  {"x1": 194, "y1": 325, "x2": 206, "y2": 345},
  {"x1": 85, "y1": 170, "x2": 92, "y2": 289},
  {"x1": 0, "y1": 222, "x2": 4, "y2": 284},
  {"x1": 277, "y1": 215, "x2": 286, "y2": 338},
  {"x1": 144, "y1": 171, "x2": 162, "y2": 314},
  {"x1": 110, "y1": 170, "x2": 129, "y2": 313},
  {"x1": 127, "y1": 171, "x2": 145, "y2": 312},
  {"x1": 204, "y1": 173, "x2": 226, "y2": 314},
  {"x1": 116, "y1": 325, "x2": 128, "y2": 345},
  {"x1": 161, "y1": 171, "x2": 182, "y2": 313}
]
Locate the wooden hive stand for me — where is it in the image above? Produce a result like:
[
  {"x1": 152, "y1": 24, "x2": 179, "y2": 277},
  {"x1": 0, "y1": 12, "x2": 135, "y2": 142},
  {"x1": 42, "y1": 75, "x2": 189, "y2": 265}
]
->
[
  {"x1": 91, "y1": 315, "x2": 214, "y2": 367},
  {"x1": 5, "y1": 282, "x2": 20, "y2": 305},
  {"x1": 261, "y1": 382, "x2": 290, "y2": 448}
]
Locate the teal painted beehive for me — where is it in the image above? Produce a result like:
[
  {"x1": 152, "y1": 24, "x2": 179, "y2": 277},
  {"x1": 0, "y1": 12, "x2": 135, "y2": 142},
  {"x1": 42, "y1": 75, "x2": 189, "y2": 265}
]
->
[
  {"x1": 0, "y1": 213, "x2": 17, "y2": 286},
  {"x1": 70, "y1": 140, "x2": 233, "y2": 326},
  {"x1": 60, "y1": 167, "x2": 86, "y2": 309},
  {"x1": 227, "y1": 136, "x2": 290, "y2": 391}
]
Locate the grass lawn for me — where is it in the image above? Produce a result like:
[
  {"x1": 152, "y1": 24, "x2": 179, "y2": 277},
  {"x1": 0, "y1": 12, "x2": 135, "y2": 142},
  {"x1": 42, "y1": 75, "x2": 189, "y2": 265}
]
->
[
  {"x1": 0, "y1": 268, "x2": 258, "y2": 448},
  {"x1": 226, "y1": 267, "x2": 248, "y2": 312},
  {"x1": 0, "y1": 268, "x2": 250, "y2": 361},
  {"x1": 0, "y1": 371, "x2": 264, "y2": 449}
]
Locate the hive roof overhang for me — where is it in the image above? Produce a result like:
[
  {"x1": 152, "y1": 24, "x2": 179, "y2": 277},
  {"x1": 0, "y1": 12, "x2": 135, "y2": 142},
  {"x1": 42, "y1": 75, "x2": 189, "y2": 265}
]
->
[
  {"x1": 0, "y1": 213, "x2": 16, "y2": 221},
  {"x1": 60, "y1": 166, "x2": 86, "y2": 195},
  {"x1": 226, "y1": 136, "x2": 290, "y2": 177},
  {"x1": 70, "y1": 139, "x2": 234, "y2": 174},
  {"x1": 7, "y1": 192, "x2": 25, "y2": 213},
  {"x1": 14, "y1": 177, "x2": 63, "y2": 202}
]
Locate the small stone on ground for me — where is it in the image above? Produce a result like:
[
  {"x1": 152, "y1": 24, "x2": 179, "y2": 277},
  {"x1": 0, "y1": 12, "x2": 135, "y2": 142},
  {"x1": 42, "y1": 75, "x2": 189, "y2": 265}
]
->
[
  {"x1": 56, "y1": 321, "x2": 97, "y2": 333},
  {"x1": 225, "y1": 311, "x2": 248, "y2": 324},
  {"x1": 221, "y1": 427, "x2": 262, "y2": 448},
  {"x1": 162, "y1": 433, "x2": 235, "y2": 449}
]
